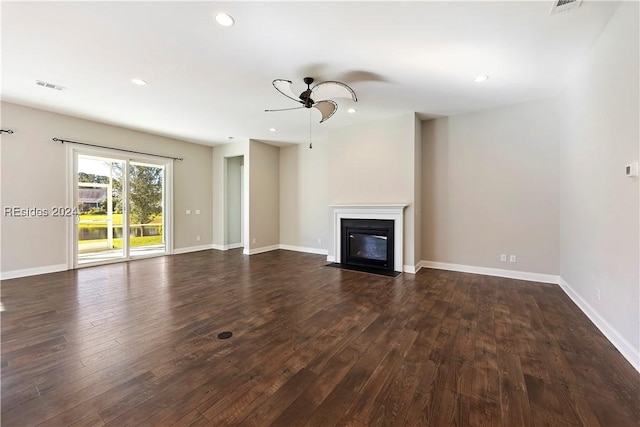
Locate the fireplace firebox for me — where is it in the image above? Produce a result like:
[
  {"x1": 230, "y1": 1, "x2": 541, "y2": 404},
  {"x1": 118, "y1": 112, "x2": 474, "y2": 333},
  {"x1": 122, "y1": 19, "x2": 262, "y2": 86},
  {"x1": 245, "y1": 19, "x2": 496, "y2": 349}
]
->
[{"x1": 341, "y1": 219, "x2": 394, "y2": 272}]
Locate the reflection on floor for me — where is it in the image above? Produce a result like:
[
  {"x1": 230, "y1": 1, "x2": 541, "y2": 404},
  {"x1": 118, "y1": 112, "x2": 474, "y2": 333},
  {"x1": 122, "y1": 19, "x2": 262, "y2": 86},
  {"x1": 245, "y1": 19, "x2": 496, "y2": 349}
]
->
[{"x1": 78, "y1": 244, "x2": 165, "y2": 264}]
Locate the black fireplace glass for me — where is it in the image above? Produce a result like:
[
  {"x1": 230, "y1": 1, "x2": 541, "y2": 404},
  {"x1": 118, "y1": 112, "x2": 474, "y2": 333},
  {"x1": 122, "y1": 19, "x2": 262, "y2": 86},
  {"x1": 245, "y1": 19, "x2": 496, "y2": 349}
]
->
[
  {"x1": 349, "y1": 233, "x2": 387, "y2": 261},
  {"x1": 341, "y1": 218, "x2": 394, "y2": 271}
]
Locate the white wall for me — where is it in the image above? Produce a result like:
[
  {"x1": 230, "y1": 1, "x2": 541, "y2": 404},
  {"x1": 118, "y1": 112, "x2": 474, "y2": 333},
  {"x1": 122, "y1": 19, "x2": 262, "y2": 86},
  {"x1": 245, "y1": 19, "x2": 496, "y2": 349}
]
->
[
  {"x1": 248, "y1": 140, "x2": 280, "y2": 252},
  {"x1": 212, "y1": 140, "x2": 248, "y2": 248},
  {"x1": 0, "y1": 102, "x2": 213, "y2": 276},
  {"x1": 327, "y1": 113, "x2": 421, "y2": 268},
  {"x1": 279, "y1": 140, "x2": 329, "y2": 253},
  {"x1": 559, "y1": 1, "x2": 639, "y2": 367},
  {"x1": 212, "y1": 139, "x2": 279, "y2": 253},
  {"x1": 413, "y1": 113, "x2": 423, "y2": 264},
  {"x1": 422, "y1": 98, "x2": 561, "y2": 276}
]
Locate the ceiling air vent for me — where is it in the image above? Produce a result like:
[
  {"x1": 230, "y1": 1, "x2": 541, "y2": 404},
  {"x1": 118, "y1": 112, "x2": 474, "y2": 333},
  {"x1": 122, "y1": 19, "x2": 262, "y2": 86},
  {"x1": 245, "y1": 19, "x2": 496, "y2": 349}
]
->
[
  {"x1": 36, "y1": 80, "x2": 66, "y2": 91},
  {"x1": 550, "y1": 0, "x2": 582, "y2": 15}
]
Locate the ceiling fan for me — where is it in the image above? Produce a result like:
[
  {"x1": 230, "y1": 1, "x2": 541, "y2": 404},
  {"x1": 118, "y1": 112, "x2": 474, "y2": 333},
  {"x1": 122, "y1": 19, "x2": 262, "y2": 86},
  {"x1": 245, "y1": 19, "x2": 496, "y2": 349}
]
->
[{"x1": 265, "y1": 77, "x2": 357, "y2": 123}]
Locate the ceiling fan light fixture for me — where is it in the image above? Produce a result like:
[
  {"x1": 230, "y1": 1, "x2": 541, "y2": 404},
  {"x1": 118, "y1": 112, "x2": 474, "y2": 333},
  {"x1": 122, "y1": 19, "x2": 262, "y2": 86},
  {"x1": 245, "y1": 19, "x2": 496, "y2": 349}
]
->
[
  {"x1": 473, "y1": 75, "x2": 489, "y2": 83},
  {"x1": 215, "y1": 12, "x2": 235, "y2": 27}
]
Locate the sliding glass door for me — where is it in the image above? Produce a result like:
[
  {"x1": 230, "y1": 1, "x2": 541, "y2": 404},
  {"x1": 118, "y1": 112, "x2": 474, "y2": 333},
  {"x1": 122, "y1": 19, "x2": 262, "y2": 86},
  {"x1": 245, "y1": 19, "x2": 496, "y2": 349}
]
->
[
  {"x1": 127, "y1": 161, "x2": 166, "y2": 258},
  {"x1": 74, "y1": 150, "x2": 170, "y2": 266},
  {"x1": 76, "y1": 155, "x2": 126, "y2": 264}
]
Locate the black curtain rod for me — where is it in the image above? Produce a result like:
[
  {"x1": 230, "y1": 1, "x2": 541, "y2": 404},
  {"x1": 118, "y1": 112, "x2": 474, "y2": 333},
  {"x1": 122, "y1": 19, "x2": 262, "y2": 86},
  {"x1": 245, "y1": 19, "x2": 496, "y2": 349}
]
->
[{"x1": 52, "y1": 137, "x2": 183, "y2": 161}]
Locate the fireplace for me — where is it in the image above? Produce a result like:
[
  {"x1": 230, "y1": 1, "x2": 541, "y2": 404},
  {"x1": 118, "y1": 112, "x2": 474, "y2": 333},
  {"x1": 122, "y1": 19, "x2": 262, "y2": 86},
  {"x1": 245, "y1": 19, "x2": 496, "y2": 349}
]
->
[
  {"x1": 341, "y1": 219, "x2": 394, "y2": 271},
  {"x1": 330, "y1": 204, "x2": 407, "y2": 273}
]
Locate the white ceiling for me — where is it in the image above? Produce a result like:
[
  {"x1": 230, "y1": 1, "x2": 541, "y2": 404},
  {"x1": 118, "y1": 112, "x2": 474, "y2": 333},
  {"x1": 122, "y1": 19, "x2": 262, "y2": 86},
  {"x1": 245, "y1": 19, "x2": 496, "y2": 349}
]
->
[{"x1": 1, "y1": 1, "x2": 619, "y2": 146}]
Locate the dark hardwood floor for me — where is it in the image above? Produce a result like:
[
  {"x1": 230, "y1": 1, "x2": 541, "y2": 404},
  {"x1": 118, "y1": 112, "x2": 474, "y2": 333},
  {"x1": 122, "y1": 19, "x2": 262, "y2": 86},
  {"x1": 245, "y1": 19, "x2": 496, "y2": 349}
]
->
[{"x1": 1, "y1": 249, "x2": 638, "y2": 426}]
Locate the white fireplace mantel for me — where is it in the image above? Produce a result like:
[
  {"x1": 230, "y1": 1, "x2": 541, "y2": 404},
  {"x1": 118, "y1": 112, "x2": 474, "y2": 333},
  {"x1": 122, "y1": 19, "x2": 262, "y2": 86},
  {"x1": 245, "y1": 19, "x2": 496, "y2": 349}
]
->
[{"x1": 330, "y1": 204, "x2": 408, "y2": 272}]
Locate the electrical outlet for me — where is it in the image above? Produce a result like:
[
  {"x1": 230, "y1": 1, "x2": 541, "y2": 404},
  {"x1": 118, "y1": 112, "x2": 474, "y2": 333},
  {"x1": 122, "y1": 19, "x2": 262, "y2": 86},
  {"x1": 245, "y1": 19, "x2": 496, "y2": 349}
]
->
[
  {"x1": 596, "y1": 287, "x2": 601, "y2": 301},
  {"x1": 509, "y1": 255, "x2": 517, "y2": 263},
  {"x1": 318, "y1": 238, "x2": 322, "y2": 245},
  {"x1": 252, "y1": 238, "x2": 256, "y2": 244},
  {"x1": 195, "y1": 209, "x2": 200, "y2": 215},
  {"x1": 185, "y1": 209, "x2": 191, "y2": 215},
  {"x1": 500, "y1": 254, "x2": 507, "y2": 262},
  {"x1": 196, "y1": 235, "x2": 201, "y2": 242}
]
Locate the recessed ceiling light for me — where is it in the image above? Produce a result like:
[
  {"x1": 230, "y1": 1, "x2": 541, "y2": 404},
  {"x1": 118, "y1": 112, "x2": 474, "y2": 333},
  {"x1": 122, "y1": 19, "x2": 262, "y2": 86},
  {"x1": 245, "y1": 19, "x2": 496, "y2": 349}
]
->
[
  {"x1": 131, "y1": 78, "x2": 147, "y2": 86},
  {"x1": 347, "y1": 108, "x2": 357, "y2": 113},
  {"x1": 269, "y1": 128, "x2": 277, "y2": 132},
  {"x1": 473, "y1": 75, "x2": 489, "y2": 83},
  {"x1": 215, "y1": 12, "x2": 235, "y2": 27}
]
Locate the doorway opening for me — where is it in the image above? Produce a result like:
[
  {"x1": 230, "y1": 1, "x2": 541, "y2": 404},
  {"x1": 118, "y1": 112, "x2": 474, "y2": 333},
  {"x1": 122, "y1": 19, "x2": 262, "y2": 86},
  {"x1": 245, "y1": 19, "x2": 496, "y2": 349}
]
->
[{"x1": 225, "y1": 156, "x2": 245, "y2": 250}]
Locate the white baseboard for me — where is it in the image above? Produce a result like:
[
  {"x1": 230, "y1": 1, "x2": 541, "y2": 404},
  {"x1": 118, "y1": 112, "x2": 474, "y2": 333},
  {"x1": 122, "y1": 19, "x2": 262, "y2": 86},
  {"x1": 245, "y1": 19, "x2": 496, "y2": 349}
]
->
[
  {"x1": 239, "y1": 244, "x2": 327, "y2": 256},
  {"x1": 1, "y1": 263, "x2": 68, "y2": 280},
  {"x1": 559, "y1": 277, "x2": 640, "y2": 373},
  {"x1": 419, "y1": 260, "x2": 560, "y2": 284},
  {"x1": 326, "y1": 255, "x2": 336, "y2": 263},
  {"x1": 173, "y1": 244, "x2": 215, "y2": 255},
  {"x1": 211, "y1": 243, "x2": 243, "y2": 251},
  {"x1": 244, "y1": 244, "x2": 280, "y2": 255},
  {"x1": 279, "y1": 244, "x2": 328, "y2": 256},
  {"x1": 403, "y1": 264, "x2": 421, "y2": 274}
]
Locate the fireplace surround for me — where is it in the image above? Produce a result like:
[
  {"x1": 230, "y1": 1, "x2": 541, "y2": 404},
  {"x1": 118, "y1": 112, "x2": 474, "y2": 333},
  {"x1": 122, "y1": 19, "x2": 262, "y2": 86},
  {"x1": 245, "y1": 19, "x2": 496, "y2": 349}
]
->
[{"x1": 330, "y1": 204, "x2": 407, "y2": 273}]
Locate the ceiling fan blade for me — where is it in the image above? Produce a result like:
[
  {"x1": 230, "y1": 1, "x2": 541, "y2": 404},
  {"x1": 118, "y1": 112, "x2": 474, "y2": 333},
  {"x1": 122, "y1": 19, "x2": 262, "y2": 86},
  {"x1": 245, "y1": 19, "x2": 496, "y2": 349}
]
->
[
  {"x1": 311, "y1": 81, "x2": 358, "y2": 102},
  {"x1": 272, "y1": 79, "x2": 301, "y2": 102},
  {"x1": 313, "y1": 100, "x2": 337, "y2": 123},
  {"x1": 264, "y1": 106, "x2": 305, "y2": 112}
]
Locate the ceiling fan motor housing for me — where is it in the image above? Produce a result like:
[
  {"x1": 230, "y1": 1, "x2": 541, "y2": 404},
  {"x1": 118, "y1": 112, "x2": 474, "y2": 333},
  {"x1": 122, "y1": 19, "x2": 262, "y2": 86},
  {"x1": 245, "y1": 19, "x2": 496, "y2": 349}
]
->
[
  {"x1": 300, "y1": 77, "x2": 315, "y2": 107},
  {"x1": 300, "y1": 93, "x2": 314, "y2": 107}
]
